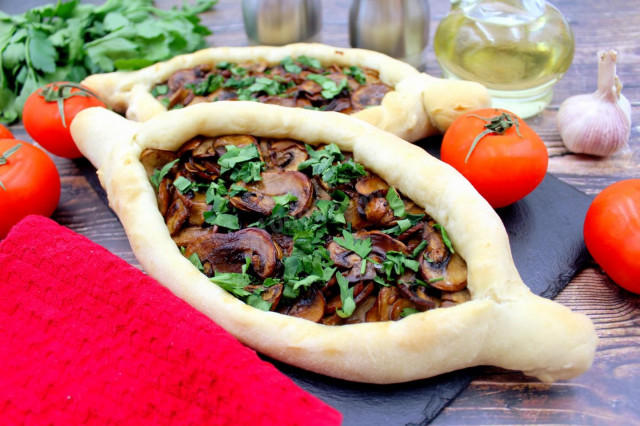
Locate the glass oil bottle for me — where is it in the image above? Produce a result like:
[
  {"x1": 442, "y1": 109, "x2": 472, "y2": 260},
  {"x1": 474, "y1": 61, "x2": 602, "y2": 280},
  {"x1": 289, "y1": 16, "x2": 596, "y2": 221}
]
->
[{"x1": 434, "y1": 0, "x2": 574, "y2": 118}]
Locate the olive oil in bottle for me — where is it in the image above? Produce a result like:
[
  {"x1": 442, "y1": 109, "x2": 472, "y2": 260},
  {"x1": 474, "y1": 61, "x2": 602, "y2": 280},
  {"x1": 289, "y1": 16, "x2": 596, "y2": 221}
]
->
[{"x1": 434, "y1": 0, "x2": 574, "y2": 118}]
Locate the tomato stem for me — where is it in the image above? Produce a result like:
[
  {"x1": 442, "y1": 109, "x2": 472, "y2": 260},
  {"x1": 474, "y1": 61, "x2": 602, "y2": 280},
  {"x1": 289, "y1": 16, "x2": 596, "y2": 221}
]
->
[
  {"x1": 464, "y1": 112, "x2": 523, "y2": 163},
  {"x1": 0, "y1": 143, "x2": 22, "y2": 191},
  {"x1": 38, "y1": 82, "x2": 103, "y2": 129}
]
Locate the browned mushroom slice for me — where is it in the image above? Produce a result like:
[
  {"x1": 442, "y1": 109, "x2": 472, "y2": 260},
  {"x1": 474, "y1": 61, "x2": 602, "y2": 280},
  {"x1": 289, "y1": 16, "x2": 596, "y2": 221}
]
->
[
  {"x1": 208, "y1": 88, "x2": 237, "y2": 102},
  {"x1": 191, "y1": 138, "x2": 217, "y2": 158},
  {"x1": 165, "y1": 197, "x2": 189, "y2": 235},
  {"x1": 344, "y1": 197, "x2": 370, "y2": 230},
  {"x1": 355, "y1": 230, "x2": 408, "y2": 257},
  {"x1": 280, "y1": 288, "x2": 326, "y2": 323},
  {"x1": 344, "y1": 294, "x2": 377, "y2": 324},
  {"x1": 397, "y1": 281, "x2": 440, "y2": 310},
  {"x1": 365, "y1": 286, "x2": 416, "y2": 322},
  {"x1": 419, "y1": 251, "x2": 468, "y2": 293},
  {"x1": 213, "y1": 134, "x2": 258, "y2": 156},
  {"x1": 167, "y1": 87, "x2": 191, "y2": 109},
  {"x1": 297, "y1": 79, "x2": 323, "y2": 98},
  {"x1": 187, "y1": 192, "x2": 211, "y2": 226},
  {"x1": 259, "y1": 96, "x2": 298, "y2": 107},
  {"x1": 167, "y1": 68, "x2": 198, "y2": 92},
  {"x1": 140, "y1": 148, "x2": 177, "y2": 178},
  {"x1": 183, "y1": 158, "x2": 221, "y2": 181},
  {"x1": 351, "y1": 83, "x2": 391, "y2": 111},
  {"x1": 324, "y1": 97, "x2": 353, "y2": 114},
  {"x1": 262, "y1": 140, "x2": 309, "y2": 171},
  {"x1": 184, "y1": 228, "x2": 277, "y2": 279},
  {"x1": 251, "y1": 282, "x2": 284, "y2": 311},
  {"x1": 363, "y1": 196, "x2": 394, "y2": 225},
  {"x1": 355, "y1": 174, "x2": 389, "y2": 196},
  {"x1": 327, "y1": 240, "x2": 361, "y2": 268},
  {"x1": 230, "y1": 171, "x2": 313, "y2": 217},
  {"x1": 172, "y1": 226, "x2": 217, "y2": 247},
  {"x1": 157, "y1": 178, "x2": 172, "y2": 216},
  {"x1": 325, "y1": 281, "x2": 374, "y2": 315}
]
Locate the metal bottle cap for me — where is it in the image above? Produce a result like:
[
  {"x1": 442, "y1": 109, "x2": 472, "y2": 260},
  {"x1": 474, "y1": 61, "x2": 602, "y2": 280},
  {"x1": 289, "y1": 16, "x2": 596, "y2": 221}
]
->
[
  {"x1": 242, "y1": 0, "x2": 322, "y2": 46},
  {"x1": 349, "y1": 0, "x2": 430, "y2": 70}
]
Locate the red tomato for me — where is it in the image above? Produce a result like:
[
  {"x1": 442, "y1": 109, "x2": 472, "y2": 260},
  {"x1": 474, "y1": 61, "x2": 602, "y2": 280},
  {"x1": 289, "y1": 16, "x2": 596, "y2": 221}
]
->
[
  {"x1": 0, "y1": 124, "x2": 14, "y2": 139},
  {"x1": 441, "y1": 108, "x2": 549, "y2": 208},
  {"x1": 583, "y1": 179, "x2": 640, "y2": 294},
  {"x1": 23, "y1": 82, "x2": 105, "y2": 159},
  {"x1": 0, "y1": 139, "x2": 61, "y2": 238}
]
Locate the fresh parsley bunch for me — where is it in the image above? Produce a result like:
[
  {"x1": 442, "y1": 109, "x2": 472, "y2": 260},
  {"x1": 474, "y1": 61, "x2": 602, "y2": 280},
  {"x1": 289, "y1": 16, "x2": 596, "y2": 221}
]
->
[{"x1": 0, "y1": 0, "x2": 217, "y2": 123}]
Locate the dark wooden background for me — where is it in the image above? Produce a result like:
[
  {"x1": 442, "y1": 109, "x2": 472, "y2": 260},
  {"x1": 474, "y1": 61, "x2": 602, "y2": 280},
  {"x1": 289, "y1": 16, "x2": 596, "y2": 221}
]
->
[{"x1": 4, "y1": 0, "x2": 640, "y2": 424}]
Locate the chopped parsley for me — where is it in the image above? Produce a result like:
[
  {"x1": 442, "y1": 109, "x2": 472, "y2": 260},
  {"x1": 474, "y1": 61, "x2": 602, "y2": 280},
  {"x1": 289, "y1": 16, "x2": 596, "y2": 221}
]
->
[{"x1": 306, "y1": 74, "x2": 348, "y2": 99}]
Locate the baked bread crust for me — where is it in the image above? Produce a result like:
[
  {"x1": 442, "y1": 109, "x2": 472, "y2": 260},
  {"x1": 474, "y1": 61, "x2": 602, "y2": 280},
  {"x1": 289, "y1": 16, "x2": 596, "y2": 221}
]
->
[
  {"x1": 71, "y1": 103, "x2": 597, "y2": 384},
  {"x1": 81, "y1": 43, "x2": 491, "y2": 142}
]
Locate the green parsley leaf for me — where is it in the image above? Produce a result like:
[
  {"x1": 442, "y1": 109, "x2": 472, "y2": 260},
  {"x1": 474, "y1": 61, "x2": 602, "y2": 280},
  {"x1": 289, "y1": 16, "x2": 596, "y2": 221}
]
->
[
  {"x1": 151, "y1": 84, "x2": 169, "y2": 97},
  {"x1": 246, "y1": 293, "x2": 272, "y2": 311},
  {"x1": 280, "y1": 56, "x2": 302, "y2": 74},
  {"x1": 272, "y1": 192, "x2": 298, "y2": 207},
  {"x1": 203, "y1": 212, "x2": 240, "y2": 230},
  {"x1": 173, "y1": 176, "x2": 194, "y2": 193},
  {"x1": 344, "y1": 65, "x2": 367, "y2": 85},
  {"x1": 218, "y1": 144, "x2": 261, "y2": 174},
  {"x1": 306, "y1": 74, "x2": 348, "y2": 99},
  {"x1": 334, "y1": 230, "x2": 372, "y2": 259},
  {"x1": 335, "y1": 272, "x2": 355, "y2": 318},
  {"x1": 386, "y1": 187, "x2": 405, "y2": 218},
  {"x1": 210, "y1": 271, "x2": 252, "y2": 297},
  {"x1": 400, "y1": 308, "x2": 420, "y2": 318},
  {"x1": 187, "y1": 252, "x2": 205, "y2": 272},
  {"x1": 297, "y1": 55, "x2": 322, "y2": 69},
  {"x1": 433, "y1": 223, "x2": 455, "y2": 253},
  {"x1": 149, "y1": 159, "x2": 178, "y2": 187},
  {"x1": 411, "y1": 240, "x2": 428, "y2": 258}
]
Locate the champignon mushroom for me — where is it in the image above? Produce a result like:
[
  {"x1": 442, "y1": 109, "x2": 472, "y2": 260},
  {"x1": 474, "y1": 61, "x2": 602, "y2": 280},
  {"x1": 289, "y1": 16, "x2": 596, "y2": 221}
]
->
[
  {"x1": 351, "y1": 83, "x2": 391, "y2": 111},
  {"x1": 355, "y1": 230, "x2": 408, "y2": 258},
  {"x1": 261, "y1": 140, "x2": 309, "y2": 171},
  {"x1": 355, "y1": 174, "x2": 389, "y2": 196},
  {"x1": 417, "y1": 223, "x2": 468, "y2": 292},
  {"x1": 165, "y1": 197, "x2": 189, "y2": 235},
  {"x1": 363, "y1": 196, "x2": 394, "y2": 225},
  {"x1": 184, "y1": 228, "x2": 277, "y2": 279},
  {"x1": 280, "y1": 287, "x2": 326, "y2": 323},
  {"x1": 187, "y1": 192, "x2": 211, "y2": 226},
  {"x1": 440, "y1": 288, "x2": 471, "y2": 307},
  {"x1": 172, "y1": 226, "x2": 217, "y2": 247},
  {"x1": 140, "y1": 148, "x2": 177, "y2": 179},
  {"x1": 230, "y1": 171, "x2": 313, "y2": 217},
  {"x1": 246, "y1": 282, "x2": 284, "y2": 311},
  {"x1": 213, "y1": 135, "x2": 258, "y2": 156},
  {"x1": 365, "y1": 286, "x2": 416, "y2": 322}
]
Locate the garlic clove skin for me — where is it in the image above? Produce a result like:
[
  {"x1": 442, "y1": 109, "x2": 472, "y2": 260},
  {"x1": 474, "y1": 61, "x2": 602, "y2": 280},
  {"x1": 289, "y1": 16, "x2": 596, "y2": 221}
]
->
[{"x1": 556, "y1": 49, "x2": 632, "y2": 157}]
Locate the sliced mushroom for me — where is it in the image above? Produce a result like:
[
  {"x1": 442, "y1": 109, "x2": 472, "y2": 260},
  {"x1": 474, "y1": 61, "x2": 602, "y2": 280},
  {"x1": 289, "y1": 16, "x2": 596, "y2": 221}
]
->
[
  {"x1": 398, "y1": 281, "x2": 440, "y2": 310},
  {"x1": 261, "y1": 140, "x2": 309, "y2": 171},
  {"x1": 280, "y1": 287, "x2": 326, "y2": 323},
  {"x1": 355, "y1": 230, "x2": 408, "y2": 257},
  {"x1": 245, "y1": 282, "x2": 284, "y2": 311},
  {"x1": 184, "y1": 228, "x2": 277, "y2": 279},
  {"x1": 157, "y1": 178, "x2": 172, "y2": 217},
  {"x1": 165, "y1": 197, "x2": 189, "y2": 235},
  {"x1": 327, "y1": 240, "x2": 361, "y2": 268},
  {"x1": 363, "y1": 197, "x2": 394, "y2": 225},
  {"x1": 213, "y1": 135, "x2": 257, "y2": 156},
  {"x1": 344, "y1": 294, "x2": 377, "y2": 324},
  {"x1": 259, "y1": 96, "x2": 298, "y2": 107},
  {"x1": 140, "y1": 148, "x2": 177, "y2": 179},
  {"x1": 351, "y1": 83, "x2": 391, "y2": 111},
  {"x1": 365, "y1": 286, "x2": 416, "y2": 322},
  {"x1": 355, "y1": 174, "x2": 389, "y2": 196},
  {"x1": 187, "y1": 192, "x2": 211, "y2": 226},
  {"x1": 230, "y1": 171, "x2": 313, "y2": 217},
  {"x1": 172, "y1": 226, "x2": 217, "y2": 247}
]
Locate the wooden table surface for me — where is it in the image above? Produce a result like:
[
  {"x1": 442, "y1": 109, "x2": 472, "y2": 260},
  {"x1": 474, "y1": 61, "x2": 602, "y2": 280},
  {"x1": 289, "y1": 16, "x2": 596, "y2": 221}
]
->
[{"x1": 5, "y1": 0, "x2": 640, "y2": 424}]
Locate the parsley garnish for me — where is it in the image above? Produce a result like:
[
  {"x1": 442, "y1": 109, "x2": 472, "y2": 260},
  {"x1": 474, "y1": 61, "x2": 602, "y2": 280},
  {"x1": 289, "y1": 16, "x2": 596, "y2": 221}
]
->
[
  {"x1": 203, "y1": 212, "x2": 240, "y2": 230},
  {"x1": 173, "y1": 176, "x2": 194, "y2": 193},
  {"x1": 0, "y1": 0, "x2": 217, "y2": 124},
  {"x1": 334, "y1": 230, "x2": 372, "y2": 259},
  {"x1": 306, "y1": 74, "x2": 348, "y2": 99},
  {"x1": 433, "y1": 223, "x2": 455, "y2": 253},
  {"x1": 344, "y1": 66, "x2": 367, "y2": 85},
  {"x1": 335, "y1": 272, "x2": 356, "y2": 318},
  {"x1": 297, "y1": 55, "x2": 322, "y2": 69},
  {"x1": 210, "y1": 271, "x2": 252, "y2": 297},
  {"x1": 150, "y1": 159, "x2": 179, "y2": 188},
  {"x1": 386, "y1": 187, "x2": 405, "y2": 218}
]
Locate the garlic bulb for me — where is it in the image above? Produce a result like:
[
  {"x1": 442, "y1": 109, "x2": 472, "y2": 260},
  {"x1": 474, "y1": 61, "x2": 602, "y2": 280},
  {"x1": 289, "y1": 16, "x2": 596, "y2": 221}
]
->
[{"x1": 556, "y1": 49, "x2": 632, "y2": 156}]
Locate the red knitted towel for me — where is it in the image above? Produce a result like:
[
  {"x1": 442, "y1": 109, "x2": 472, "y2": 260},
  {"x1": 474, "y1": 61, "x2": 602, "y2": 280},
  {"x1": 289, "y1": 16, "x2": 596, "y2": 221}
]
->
[{"x1": 0, "y1": 215, "x2": 342, "y2": 425}]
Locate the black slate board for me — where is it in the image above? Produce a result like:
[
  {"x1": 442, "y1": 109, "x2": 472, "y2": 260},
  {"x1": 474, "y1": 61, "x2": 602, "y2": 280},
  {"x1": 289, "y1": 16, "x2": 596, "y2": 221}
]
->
[{"x1": 79, "y1": 140, "x2": 594, "y2": 426}]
